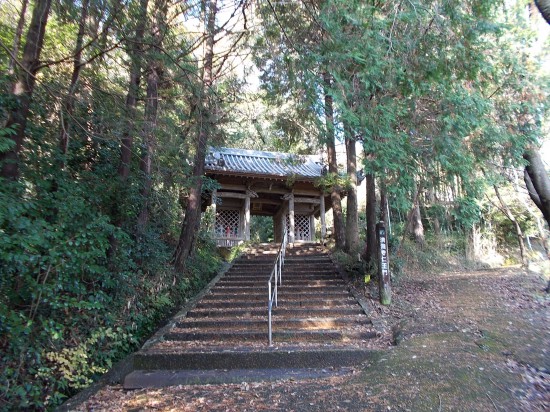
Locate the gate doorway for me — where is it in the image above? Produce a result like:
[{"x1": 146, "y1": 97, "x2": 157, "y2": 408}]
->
[{"x1": 250, "y1": 215, "x2": 274, "y2": 243}]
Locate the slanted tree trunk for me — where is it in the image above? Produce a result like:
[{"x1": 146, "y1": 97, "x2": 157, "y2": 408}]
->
[
  {"x1": 118, "y1": 0, "x2": 149, "y2": 181},
  {"x1": 364, "y1": 172, "x2": 377, "y2": 267},
  {"x1": 173, "y1": 0, "x2": 217, "y2": 271},
  {"x1": 524, "y1": 148, "x2": 550, "y2": 228},
  {"x1": 323, "y1": 72, "x2": 345, "y2": 250},
  {"x1": 345, "y1": 130, "x2": 359, "y2": 253},
  {"x1": 59, "y1": 0, "x2": 90, "y2": 165},
  {"x1": 534, "y1": 0, "x2": 550, "y2": 24},
  {"x1": 1, "y1": 0, "x2": 52, "y2": 180},
  {"x1": 512, "y1": 166, "x2": 550, "y2": 259},
  {"x1": 8, "y1": 0, "x2": 29, "y2": 75}
]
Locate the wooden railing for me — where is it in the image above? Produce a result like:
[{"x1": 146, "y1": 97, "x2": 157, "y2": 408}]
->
[{"x1": 215, "y1": 237, "x2": 243, "y2": 247}]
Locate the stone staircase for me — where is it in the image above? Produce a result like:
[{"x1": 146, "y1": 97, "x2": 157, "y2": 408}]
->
[{"x1": 124, "y1": 243, "x2": 378, "y2": 388}]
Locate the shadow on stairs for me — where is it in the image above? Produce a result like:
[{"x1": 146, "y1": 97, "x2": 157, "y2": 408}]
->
[{"x1": 124, "y1": 243, "x2": 380, "y2": 389}]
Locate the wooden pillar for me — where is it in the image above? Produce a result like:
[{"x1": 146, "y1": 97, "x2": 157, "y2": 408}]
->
[
  {"x1": 310, "y1": 215, "x2": 315, "y2": 241},
  {"x1": 288, "y1": 195, "x2": 295, "y2": 243},
  {"x1": 211, "y1": 189, "x2": 217, "y2": 235},
  {"x1": 274, "y1": 216, "x2": 281, "y2": 243},
  {"x1": 274, "y1": 204, "x2": 287, "y2": 243},
  {"x1": 244, "y1": 195, "x2": 251, "y2": 241},
  {"x1": 320, "y1": 194, "x2": 326, "y2": 240}
]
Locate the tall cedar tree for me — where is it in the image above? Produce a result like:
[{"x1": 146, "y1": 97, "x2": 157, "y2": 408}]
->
[
  {"x1": 345, "y1": 129, "x2": 359, "y2": 252},
  {"x1": 173, "y1": 0, "x2": 218, "y2": 270},
  {"x1": 118, "y1": 0, "x2": 149, "y2": 181},
  {"x1": 1, "y1": 0, "x2": 52, "y2": 180},
  {"x1": 59, "y1": 0, "x2": 89, "y2": 165},
  {"x1": 323, "y1": 72, "x2": 346, "y2": 250},
  {"x1": 138, "y1": 0, "x2": 166, "y2": 230}
]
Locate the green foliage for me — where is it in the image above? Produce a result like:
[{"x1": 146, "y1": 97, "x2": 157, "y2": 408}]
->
[
  {"x1": 332, "y1": 249, "x2": 365, "y2": 278},
  {"x1": 315, "y1": 172, "x2": 350, "y2": 193},
  {"x1": 0, "y1": 125, "x2": 17, "y2": 153},
  {"x1": 452, "y1": 197, "x2": 483, "y2": 229},
  {"x1": 0, "y1": 178, "x2": 221, "y2": 409},
  {"x1": 0, "y1": 0, "x2": 230, "y2": 408},
  {"x1": 250, "y1": 215, "x2": 274, "y2": 243},
  {"x1": 484, "y1": 193, "x2": 540, "y2": 245}
]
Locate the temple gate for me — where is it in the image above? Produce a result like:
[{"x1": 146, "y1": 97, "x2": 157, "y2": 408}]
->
[{"x1": 203, "y1": 147, "x2": 329, "y2": 247}]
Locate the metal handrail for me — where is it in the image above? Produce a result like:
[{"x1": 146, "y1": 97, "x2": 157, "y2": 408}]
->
[{"x1": 268, "y1": 227, "x2": 288, "y2": 346}]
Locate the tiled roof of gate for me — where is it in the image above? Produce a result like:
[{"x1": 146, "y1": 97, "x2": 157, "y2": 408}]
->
[{"x1": 205, "y1": 147, "x2": 324, "y2": 179}]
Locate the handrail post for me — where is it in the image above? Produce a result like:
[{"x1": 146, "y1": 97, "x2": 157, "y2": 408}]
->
[
  {"x1": 267, "y1": 227, "x2": 288, "y2": 346},
  {"x1": 274, "y1": 267, "x2": 278, "y2": 307},
  {"x1": 268, "y1": 299, "x2": 272, "y2": 346}
]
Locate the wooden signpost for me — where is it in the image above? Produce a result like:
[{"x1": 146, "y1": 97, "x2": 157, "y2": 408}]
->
[{"x1": 377, "y1": 221, "x2": 391, "y2": 305}]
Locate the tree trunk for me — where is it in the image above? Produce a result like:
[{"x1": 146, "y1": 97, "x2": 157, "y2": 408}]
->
[
  {"x1": 405, "y1": 184, "x2": 425, "y2": 246},
  {"x1": 137, "y1": 65, "x2": 160, "y2": 230},
  {"x1": 494, "y1": 184, "x2": 528, "y2": 266},
  {"x1": 379, "y1": 177, "x2": 388, "y2": 225},
  {"x1": 137, "y1": 0, "x2": 165, "y2": 231},
  {"x1": 59, "y1": 0, "x2": 90, "y2": 164},
  {"x1": 323, "y1": 72, "x2": 345, "y2": 250},
  {"x1": 108, "y1": 0, "x2": 149, "y2": 264},
  {"x1": 364, "y1": 172, "x2": 377, "y2": 267},
  {"x1": 345, "y1": 130, "x2": 359, "y2": 253},
  {"x1": 0, "y1": 0, "x2": 52, "y2": 180},
  {"x1": 513, "y1": 167, "x2": 550, "y2": 259},
  {"x1": 427, "y1": 186, "x2": 441, "y2": 236},
  {"x1": 534, "y1": 0, "x2": 550, "y2": 24},
  {"x1": 8, "y1": 0, "x2": 29, "y2": 75},
  {"x1": 523, "y1": 148, "x2": 550, "y2": 228},
  {"x1": 118, "y1": 0, "x2": 149, "y2": 181},
  {"x1": 411, "y1": 201, "x2": 425, "y2": 245},
  {"x1": 173, "y1": 0, "x2": 217, "y2": 271}
]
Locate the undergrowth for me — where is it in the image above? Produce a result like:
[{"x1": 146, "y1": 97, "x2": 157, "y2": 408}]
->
[
  {"x1": 332, "y1": 232, "x2": 493, "y2": 290},
  {"x1": 0, "y1": 181, "x2": 221, "y2": 410}
]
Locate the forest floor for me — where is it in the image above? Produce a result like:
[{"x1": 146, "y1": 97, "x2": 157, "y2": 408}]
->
[{"x1": 72, "y1": 263, "x2": 549, "y2": 411}]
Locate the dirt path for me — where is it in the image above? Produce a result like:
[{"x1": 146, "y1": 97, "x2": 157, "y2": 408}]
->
[{"x1": 74, "y1": 267, "x2": 549, "y2": 411}]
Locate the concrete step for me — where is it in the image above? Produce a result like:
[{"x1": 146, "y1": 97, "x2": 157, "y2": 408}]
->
[
  {"x1": 178, "y1": 317, "x2": 371, "y2": 330},
  {"x1": 186, "y1": 307, "x2": 363, "y2": 318},
  {"x1": 210, "y1": 285, "x2": 348, "y2": 294},
  {"x1": 216, "y1": 278, "x2": 344, "y2": 287},
  {"x1": 133, "y1": 346, "x2": 375, "y2": 371},
  {"x1": 224, "y1": 269, "x2": 336, "y2": 277},
  {"x1": 230, "y1": 263, "x2": 274, "y2": 269},
  {"x1": 195, "y1": 298, "x2": 357, "y2": 309},
  {"x1": 224, "y1": 268, "x2": 340, "y2": 280},
  {"x1": 164, "y1": 329, "x2": 378, "y2": 343},
  {"x1": 205, "y1": 290, "x2": 352, "y2": 301},
  {"x1": 124, "y1": 367, "x2": 355, "y2": 389},
  {"x1": 218, "y1": 277, "x2": 340, "y2": 285},
  {"x1": 285, "y1": 257, "x2": 333, "y2": 262},
  {"x1": 233, "y1": 258, "x2": 332, "y2": 265}
]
